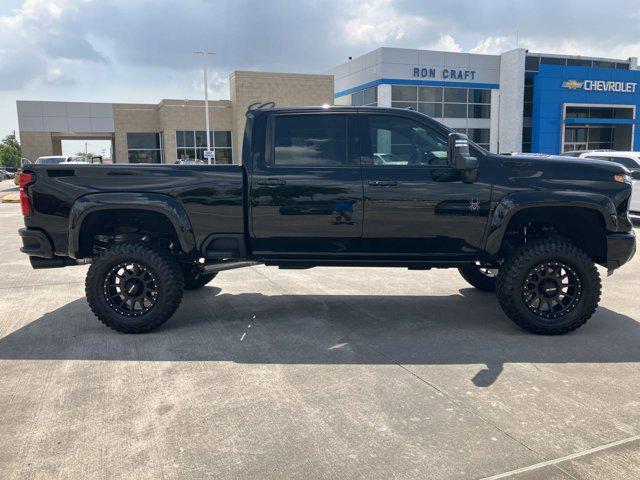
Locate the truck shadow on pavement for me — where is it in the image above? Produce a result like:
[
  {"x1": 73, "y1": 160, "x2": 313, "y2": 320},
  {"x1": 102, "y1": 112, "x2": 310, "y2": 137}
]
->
[{"x1": 0, "y1": 287, "x2": 639, "y2": 387}]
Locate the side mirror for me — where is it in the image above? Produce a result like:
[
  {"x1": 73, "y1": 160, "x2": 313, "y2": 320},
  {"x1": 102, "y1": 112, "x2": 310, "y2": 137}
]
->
[{"x1": 447, "y1": 133, "x2": 478, "y2": 183}]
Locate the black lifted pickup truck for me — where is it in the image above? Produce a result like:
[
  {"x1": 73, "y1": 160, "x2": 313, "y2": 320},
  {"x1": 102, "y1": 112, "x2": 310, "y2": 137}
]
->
[{"x1": 18, "y1": 106, "x2": 636, "y2": 334}]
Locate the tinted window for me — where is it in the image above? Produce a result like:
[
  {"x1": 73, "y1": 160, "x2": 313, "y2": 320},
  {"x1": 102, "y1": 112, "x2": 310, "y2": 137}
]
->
[
  {"x1": 468, "y1": 104, "x2": 491, "y2": 119},
  {"x1": 567, "y1": 58, "x2": 592, "y2": 67},
  {"x1": 127, "y1": 133, "x2": 160, "y2": 149},
  {"x1": 468, "y1": 89, "x2": 491, "y2": 104},
  {"x1": 418, "y1": 87, "x2": 442, "y2": 102},
  {"x1": 366, "y1": 114, "x2": 448, "y2": 167},
  {"x1": 213, "y1": 131, "x2": 231, "y2": 147},
  {"x1": 392, "y1": 85, "x2": 417, "y2": 102},
  {"x1": 272, "y1": 114, "x2": 347, "y2": 167},
  {"x1": 176, "y1": 131, "x2": 195, "y2": 147},
  {"x1": 443, "y1": 103, "x2": 467, "y2": 118},
  {"x1": 540, "y1": 56, "x2": 566, "y2": 65},
  {"x1": 443, "y1": 87, "x2": 467, "y2": 103},
  {"x1": 524, "y1": 56, "x2": 540, "y2": 71},
  {"x1": 418, "y1": 103, "x2": 442, "y2": 117}
]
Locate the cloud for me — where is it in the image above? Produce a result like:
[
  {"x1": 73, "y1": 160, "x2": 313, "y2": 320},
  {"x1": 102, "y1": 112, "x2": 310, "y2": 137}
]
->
[
  {"x1": 0, "y1": 0, "x2": 107, "y2": 91},
  {"x1": 342, "y1": 0, "x2": 429, "y2": 45},
  {"x1": 421, "y1": 34, "x2": 462, "y2": 53},
  {"x1": 43, "y1": 67, "x2": 75, "y2": 87},
  {"x1": 470, "y1": 36, "x2": 512, "y2": 55}
]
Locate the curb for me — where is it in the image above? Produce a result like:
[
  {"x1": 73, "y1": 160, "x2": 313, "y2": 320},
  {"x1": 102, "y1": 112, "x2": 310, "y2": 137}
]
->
[{"x1": 1, "y1": 193, "x2": 20, "y2": 203}]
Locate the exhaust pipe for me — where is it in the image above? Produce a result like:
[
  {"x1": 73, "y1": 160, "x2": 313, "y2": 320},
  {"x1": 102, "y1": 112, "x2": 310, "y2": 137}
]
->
[{"x1": 202, "y1": 260, "x2": 259, "y2": 273}]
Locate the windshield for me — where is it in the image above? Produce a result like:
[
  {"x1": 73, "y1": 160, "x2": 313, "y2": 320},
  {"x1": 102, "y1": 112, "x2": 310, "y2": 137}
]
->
[{"x1": 35, "y1": 157, "x2": 65, "y2": 165}]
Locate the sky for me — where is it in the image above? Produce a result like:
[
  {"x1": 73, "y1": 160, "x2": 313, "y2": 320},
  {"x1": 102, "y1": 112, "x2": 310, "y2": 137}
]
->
[{"x1": 1, "y1": 0, "x2": 640, "y2": 152}]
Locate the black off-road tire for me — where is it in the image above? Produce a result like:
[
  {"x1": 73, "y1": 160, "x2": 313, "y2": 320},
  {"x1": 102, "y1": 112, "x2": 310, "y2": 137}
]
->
[
  {"x1": 458, "y1": 264, "x2": 498, "y2": 292},
  {"x1": 496, "y1": 239, "x2": 601, "y2": 335},
  {"x1": 85, "y1": 243, "x2": 184, "y2": 333},
  {"x1": 181, "y1": 263, "x2": 217, "y2": 290}
]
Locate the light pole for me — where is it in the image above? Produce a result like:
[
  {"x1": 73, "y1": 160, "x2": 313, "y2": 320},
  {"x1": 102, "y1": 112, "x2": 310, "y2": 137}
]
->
[{"x1": 193, "y1": 51, "x2": 215, "y2": 164}]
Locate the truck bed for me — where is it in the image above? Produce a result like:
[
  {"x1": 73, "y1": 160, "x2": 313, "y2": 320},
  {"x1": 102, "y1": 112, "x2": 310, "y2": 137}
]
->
[{"x1": 23, "y1": 163, "x2": 245, "y2": 256}]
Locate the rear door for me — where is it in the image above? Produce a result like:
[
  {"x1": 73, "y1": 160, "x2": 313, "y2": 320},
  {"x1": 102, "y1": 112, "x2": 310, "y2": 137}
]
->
[
  {"x1": 359, "y1": 112, "x2": 492, "y2": 257},
  {"x1": 249, "y1": 112, "x2": 363, "y2": 256}
]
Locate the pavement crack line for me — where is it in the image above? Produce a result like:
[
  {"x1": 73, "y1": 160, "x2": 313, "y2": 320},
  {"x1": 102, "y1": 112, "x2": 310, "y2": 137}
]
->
[{"x1": 478, "y1": 434, "x2": 640, "y2": 479}]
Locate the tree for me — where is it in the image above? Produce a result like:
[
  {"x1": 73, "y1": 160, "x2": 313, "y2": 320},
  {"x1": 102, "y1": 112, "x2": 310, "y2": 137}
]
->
[
  {"x1": 0, "y1": 134, "x2": 21, "y2": 169},
  {"x1": 75, "y1": 151, "x2": 96, "y2": 159}
]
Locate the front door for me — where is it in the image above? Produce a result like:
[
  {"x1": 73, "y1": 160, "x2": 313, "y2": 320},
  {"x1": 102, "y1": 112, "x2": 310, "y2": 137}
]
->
[
  {"x1": 250, "y1": 112, "x2": 363, "y2": 256},
  {"x1": 359, "y1": 112, "x2": 492, "y2": 258}
]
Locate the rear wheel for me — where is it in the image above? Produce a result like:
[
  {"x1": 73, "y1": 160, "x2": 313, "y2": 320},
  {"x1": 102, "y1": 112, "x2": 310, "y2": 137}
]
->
[
  {"x1": 85, "y1": 243, "x2": 184, "y2": 333},
  {"x1": 496, "y1": 239, "x2": 601, "y2": 335},
  {"x1": 458, "y1": 263, "x2": 498, "y2": 292}
]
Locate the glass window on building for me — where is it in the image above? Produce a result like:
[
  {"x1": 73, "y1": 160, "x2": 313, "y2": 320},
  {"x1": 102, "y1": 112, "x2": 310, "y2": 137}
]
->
[
  {"x1": 418, "y1": 102, "x2": 442, "y2": 117},
  {"x1": 418, "y1": 87, "x2": 442, "y2": 102},
  {"x1": 593, "y1": 60, "x2": 615, "y2": 69},
  {"x1": 468, "y1": 129, "x2": 490, "y2": 149},
  {"x1": 468, "y1": 104, "x2": 490, "y2": 119},
  {"x1": 176, "y1": 130, "x2": 233, "y2": 164},
  {"x1": 468, "y1": 89, "x2": 491, "y2": 104},
  {"x1": 540, "y1": 56, "x2": 566, "y2": 65},
  {"x1": 127, "y1": 132, "x2": 162, "y2": 163},
  {"x1": 524, "y1": 56, "x2": 540, "y2": 72},
  {"x1": 391, "y1": 85, "x2": 417, "y2": 102},
  {"x1": 443, "y1": 103, "x2": 467, "y2": 118},
  {"x1": 350, "y1": 87, "x2": 377, "y2": 106},
  {"x1": 443, "y1": 87, "x2": 467, "y2": 103},
  {"x1": 567, "y1": 58, "x2": 592, "y2": 67}
]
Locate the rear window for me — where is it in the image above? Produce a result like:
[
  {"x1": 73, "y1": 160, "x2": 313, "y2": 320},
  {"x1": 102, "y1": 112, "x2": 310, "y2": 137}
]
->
[{"x1": 272, "y1": 114, "x2": 347, "y2": 167}]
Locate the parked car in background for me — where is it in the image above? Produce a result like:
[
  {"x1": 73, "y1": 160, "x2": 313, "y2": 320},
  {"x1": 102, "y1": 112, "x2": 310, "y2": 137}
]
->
[
  {"x1": 573, "y1": 151, "x2": 640, "y2": 215},
  {"x1": 35, "y1": 156, "x2": 70, "y2": 165},
  {"x1": 0, "y1": 169, "x2": 13, "y2": 180}
]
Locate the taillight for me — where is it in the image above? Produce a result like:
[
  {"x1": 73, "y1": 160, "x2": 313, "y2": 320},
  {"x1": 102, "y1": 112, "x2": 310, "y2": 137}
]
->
[{"x1": 19, "y1": 172, "x2": 34, "y2": 216}]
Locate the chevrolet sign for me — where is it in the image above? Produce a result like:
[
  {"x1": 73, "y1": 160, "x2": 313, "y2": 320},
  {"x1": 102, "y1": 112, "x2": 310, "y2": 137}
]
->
[{"x1": 562, "y1": 79, "x2": 637, "y2": 93}]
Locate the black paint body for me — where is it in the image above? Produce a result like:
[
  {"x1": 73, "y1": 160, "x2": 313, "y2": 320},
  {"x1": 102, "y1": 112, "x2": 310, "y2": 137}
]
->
[{"x1": 19, "y1": 106, "x2": 636, "y2": 270}]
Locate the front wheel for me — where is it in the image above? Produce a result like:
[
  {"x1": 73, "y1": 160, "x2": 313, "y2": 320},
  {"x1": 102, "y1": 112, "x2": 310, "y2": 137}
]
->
[
  {"x1": 85, "y1": 243, "x2": 184, "y2": 333},
  {"x1": 496, "y1": 239, "x2": 601, "y2": 335}
]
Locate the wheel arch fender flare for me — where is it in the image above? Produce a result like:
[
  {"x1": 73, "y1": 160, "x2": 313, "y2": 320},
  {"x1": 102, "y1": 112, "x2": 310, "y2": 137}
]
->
[
  {"x1": 68, "y1": 192, "x2": 196, "y2": 258},
  {"x1": 484, "y1": 191, "x2": 617, "y2": 256}
]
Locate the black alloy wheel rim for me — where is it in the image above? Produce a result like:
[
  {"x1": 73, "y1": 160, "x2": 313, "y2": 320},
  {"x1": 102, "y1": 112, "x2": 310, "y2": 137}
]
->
[
  {"x1": 103, "y1": 262, "x2": 159, "y2": 316},
  {"x1": 522, "y1": 261, "x2": 582, "y2": 319}
]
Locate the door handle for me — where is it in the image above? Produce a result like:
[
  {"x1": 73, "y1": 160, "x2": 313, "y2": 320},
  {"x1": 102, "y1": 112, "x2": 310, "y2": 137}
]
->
[
  {"x1": 368, "y1": 180, "x2": 398, "y2": 187},
  {"x1": 257, "y1": 178, "x2": 286, "y2": 186}
]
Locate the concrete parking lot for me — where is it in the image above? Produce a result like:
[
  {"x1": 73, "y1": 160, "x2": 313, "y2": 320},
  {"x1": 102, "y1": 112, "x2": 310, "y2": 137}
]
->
[{"x1": 0, "y1": 202, "x2": 639, "y2": 479}]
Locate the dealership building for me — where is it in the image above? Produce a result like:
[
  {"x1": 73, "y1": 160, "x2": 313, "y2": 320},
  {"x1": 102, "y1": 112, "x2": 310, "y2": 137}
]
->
[{"x1": 17, "y1": 47, "x2": 640, "y2": 164}]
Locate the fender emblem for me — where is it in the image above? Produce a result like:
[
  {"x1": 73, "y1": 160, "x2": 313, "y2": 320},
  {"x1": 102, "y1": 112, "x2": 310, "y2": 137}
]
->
[{"x1": 469, "y1": 198, "x2": 480, "y2": 212}]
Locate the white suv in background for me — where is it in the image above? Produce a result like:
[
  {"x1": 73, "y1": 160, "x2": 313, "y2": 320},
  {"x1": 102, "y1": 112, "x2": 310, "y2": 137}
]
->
[{"x1": 575, "y1": 151, "x2": 640, "y2": 215}]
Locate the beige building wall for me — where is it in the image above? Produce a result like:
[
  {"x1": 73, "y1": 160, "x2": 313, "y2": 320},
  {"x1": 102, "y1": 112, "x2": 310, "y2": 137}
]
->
[
  {"x1": 158, "y1": 99, "x2": 233, "y2": 164},
  {"x1": 112, "y1": 103, "x2": 160, "y2": 163},
  {"x1": 20, "y1": 131, "x2": 56, "y2": 161},
  {"x1": 229, "y1": 71, "x2": 334, "y2": 162}
]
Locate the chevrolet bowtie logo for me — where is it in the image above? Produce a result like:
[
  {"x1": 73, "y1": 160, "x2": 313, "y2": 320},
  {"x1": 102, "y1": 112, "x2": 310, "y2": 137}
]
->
[{"x1": 562, "y1": 79, "x2": 584, "y2": 90}]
